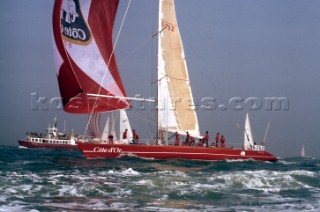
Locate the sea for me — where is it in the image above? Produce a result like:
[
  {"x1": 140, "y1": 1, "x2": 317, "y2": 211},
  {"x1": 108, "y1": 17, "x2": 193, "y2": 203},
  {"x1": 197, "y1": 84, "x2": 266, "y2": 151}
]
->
[{"x1": 0, "y1": 146, "x2": 319, "y2": 211}]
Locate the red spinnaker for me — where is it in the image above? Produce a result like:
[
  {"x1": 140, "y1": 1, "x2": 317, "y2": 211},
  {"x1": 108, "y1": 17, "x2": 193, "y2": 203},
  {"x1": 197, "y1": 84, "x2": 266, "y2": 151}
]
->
[{"x1": 52, "y1": 0, "x2": 130, "y2": 114}]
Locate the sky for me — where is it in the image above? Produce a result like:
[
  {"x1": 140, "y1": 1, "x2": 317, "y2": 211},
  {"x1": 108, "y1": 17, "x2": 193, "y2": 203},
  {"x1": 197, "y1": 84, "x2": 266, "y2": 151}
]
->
[{"x1": 1, "y1": 0, "x2": 320, "y2": 158}]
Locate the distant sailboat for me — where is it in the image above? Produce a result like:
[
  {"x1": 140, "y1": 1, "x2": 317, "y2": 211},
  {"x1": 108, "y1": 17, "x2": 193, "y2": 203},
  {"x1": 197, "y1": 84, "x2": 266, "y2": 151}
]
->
[
  {"x1": 244, "y1": 113, "x2": 255, "y2": 150},
  {"x1": 301, "y1": 144, "x2": 305, "y2": 157},
  {"x1": 242, "y1": 113, "x2": 266, "y2": 151},
  {"x1": 53, "y1": 0, "x2": 277, "y2": 161}
]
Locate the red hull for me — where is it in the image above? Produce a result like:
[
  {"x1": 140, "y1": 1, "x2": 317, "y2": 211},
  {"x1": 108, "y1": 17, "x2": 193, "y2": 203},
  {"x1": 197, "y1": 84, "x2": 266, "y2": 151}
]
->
[
  {"x1": 18, "y1": 140, "x2": 78, "y2": 150},
  {"x1": 77, "y1": 142, "x2": 277, "y2": 161}
]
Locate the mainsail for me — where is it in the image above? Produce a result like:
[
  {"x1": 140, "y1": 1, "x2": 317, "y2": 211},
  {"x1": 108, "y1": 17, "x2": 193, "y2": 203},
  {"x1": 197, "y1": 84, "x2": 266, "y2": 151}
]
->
[
  {"x1": 52, "y1": 0, "x2": 130, "y2": 114},
  {"x1": 157, "y1": 0, "x2": 200, "y2": 138},
  {"x1": 244, "y1": 113, "x2": 255, "y2": 150}
]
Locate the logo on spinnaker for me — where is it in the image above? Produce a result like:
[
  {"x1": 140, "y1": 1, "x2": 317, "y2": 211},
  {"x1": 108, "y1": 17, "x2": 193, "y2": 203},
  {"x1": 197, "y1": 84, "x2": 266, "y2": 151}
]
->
[{"x1": 60, "y1": 0, "x2": 91, "y2": 45}]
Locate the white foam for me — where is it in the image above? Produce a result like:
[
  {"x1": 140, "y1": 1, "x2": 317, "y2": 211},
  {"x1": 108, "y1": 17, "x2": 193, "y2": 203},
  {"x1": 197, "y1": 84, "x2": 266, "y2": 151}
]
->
[
  {"x1": 0, "y1": 205, "x2": 27, "y2": 212},
  {"x1": 5, "y1": 188, "x2": 17, "y2": 194},
  {"x1": 206, "y1": 169, "x2": 317, "y2": 193},
  {"x1": 225, "y1": 158, "x2": 253, "y2": 162},
  {"x1": 107, "y1": 168, "x2": 139, "y2": 176},
  {"x1": 278, "y1": 160, "x2": 299, "y2": 165},
  {"x1": 57, "y1": 185, "x2": 79, "y2": 196},
  {"x1": 287, "y1": 170, "x2": 315, "y2": 177},
  {"x1": 135, "y1": 179, "x2": 154, "y2": 187}
]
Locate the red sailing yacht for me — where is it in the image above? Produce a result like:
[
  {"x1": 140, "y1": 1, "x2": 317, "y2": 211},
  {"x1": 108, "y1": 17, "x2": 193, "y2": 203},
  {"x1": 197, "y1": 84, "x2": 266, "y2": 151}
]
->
[{"x1": 52, "y1": 0, "x2": 277, "y2": 161}]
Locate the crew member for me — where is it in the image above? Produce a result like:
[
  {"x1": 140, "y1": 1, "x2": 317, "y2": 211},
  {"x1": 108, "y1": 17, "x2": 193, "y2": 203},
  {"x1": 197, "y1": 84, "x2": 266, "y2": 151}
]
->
[
  {"x1": 132, "y1": 129, "x2": 139, "y2": 144},
  {"x1": 189, "y1": 136, "x2": 195, "y2": 146},
  {"x1": 215, "y1": 133, "x2": 220, "y2": 147},
  {"x1": 198, "y1": 138, "x2": 203, "y2": 147},
  {"x1": 203, "y1": 131, "x2": 209, "y2": 147},
  {"x1": 185, "y1": 131, "x2": 190, "y2": 145},
  {"x1": 174, "y1": 132, "x2": 180, "y2": 146},
  {"x1": 122, "y1": 129, "x2": 128, "y2": 139},
  {"x1": 220, "y1": 135, "x2": 225, "y2": 148},
  {"x1": 108, "y1": 133, "x2": 114, "y2": 144}
]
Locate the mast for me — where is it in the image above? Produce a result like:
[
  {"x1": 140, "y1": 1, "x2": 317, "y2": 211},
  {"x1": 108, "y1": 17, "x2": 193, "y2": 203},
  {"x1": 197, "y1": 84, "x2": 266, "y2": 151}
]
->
[
  {"x1": 156, "y1": 0, "x2": 162, "y2": 144},
  {"x1": 157, "y1": 0, "x2": 163, "y2": 144}
]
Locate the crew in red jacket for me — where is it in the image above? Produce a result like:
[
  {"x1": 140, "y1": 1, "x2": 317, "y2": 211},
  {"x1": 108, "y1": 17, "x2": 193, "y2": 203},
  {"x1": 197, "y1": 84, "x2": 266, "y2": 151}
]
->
[
  {"x1": 198, "y1": 138, "x2": 203, "y2": 147},
  {"x1": 174, "y1": 132, "x2": 180, "y2": 146},
  {"x1": 203, "y1": 131, "x2": 209, "y2": 147},
  {"x1": 185, "y1": 131, "x2": 190, "y2": 145},
  {"x1": 122, "y1": 129, "x2": 128, "y2": 139},
  {"x1": 220, "y1": 135, "x2": 225, "y2": 148},
  {"x1": 189, "y1": 136, "x2": 195, "y2": 146},
  {"x1": 132, "y1": 129, "x2": 139, "y2": 144},
  {"x1": 215, "y1": 133, "x2": 220, "y2": 147},
  {"x1": 108, "y1": 134, "x2": 114, "y2": 144}
]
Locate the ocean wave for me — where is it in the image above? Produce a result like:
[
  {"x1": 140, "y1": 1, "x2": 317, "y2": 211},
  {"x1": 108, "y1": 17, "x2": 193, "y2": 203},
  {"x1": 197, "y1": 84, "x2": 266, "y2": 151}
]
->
[{"x1": 1, "y1": 146, "x2": 320, "y2": 211}]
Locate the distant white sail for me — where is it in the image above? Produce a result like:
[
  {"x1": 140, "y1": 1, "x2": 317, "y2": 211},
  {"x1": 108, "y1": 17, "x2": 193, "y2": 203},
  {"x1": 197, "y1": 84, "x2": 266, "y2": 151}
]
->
[
  {"x1": 101, "y1": 116, "x2": 110, "y2": 141},
  {"x1": 301, "y1": 144, "x2": 305, "y2": 157},
  {"x1": 244, "y1": 113, "x2": 255, "y2": 150},
  {"x1": 119, "y1": 110, "x2": 133, "y2": 142}
]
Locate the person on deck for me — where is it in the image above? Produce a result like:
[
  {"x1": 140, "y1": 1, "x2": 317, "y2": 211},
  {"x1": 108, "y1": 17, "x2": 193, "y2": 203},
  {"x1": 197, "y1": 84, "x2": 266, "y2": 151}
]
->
[
  {"x1": 220, "y1": 135, "x2": 225, "y2": 148},
  {"x1": 215, "y1": 133, "x2": 220, "y2": 147},
  {"x1": 108, "y1": 134, "x2": 114, "y2": 144},
  {"x1": 132, "y1": 129, "x2": 139, "y2": 144},
  {"x1": 189, "y1": 136, "x2": 195, "y2": 146},
  {"x1": 122, "y1": 129, "x2": 128, "y2": 139},
  {"x1": 198, "y1": 138, "x2": 203, "y2": 147},
  {"x1": 174, "y1": 132, "x2": 180, "y2": 146},
  {"x1": 203, "y1": 131, "x2": 209, "y2": 147},
  {"x1": 184, "y1": 131, "x2": 190, "y2": 145}
]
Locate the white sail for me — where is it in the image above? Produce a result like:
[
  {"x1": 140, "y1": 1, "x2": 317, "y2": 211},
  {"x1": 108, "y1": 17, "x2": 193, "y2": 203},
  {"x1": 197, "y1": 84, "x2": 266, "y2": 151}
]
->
[
  {"x1": 100, "y1": 110, "x2": 132, "y2": 143},
  {"x1": 119, "y1": 110, "x2": 133, "y2": 143},
  {"x1": 157, "y1": 0, "x2": 200, "y2": 140},
  {"x1": 301, "y1": 144, "x2": 305, "y2": 157},
  {"x1": 110, "y1": 112, "x2": 117, "y2": 141},
  {"x1": 244, "y1": 113, "x2": 255, "y2": 150},
  {"x1": 101, "y1": 116, "x2": 110, "y2": 141}
]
